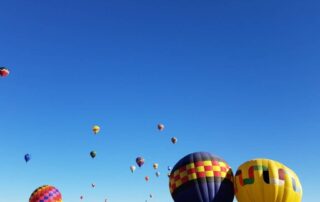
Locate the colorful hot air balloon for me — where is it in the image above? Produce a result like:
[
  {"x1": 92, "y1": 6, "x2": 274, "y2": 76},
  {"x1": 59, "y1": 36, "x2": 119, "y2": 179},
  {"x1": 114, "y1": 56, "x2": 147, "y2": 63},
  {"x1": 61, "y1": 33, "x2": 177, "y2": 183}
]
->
[
  {"x1": 234, "y1": 158, "x2": 303, "y2": 202},
  {"x1": 90, "y1": 151, "x2": 96, "y2": 159},
  {"x1": 130, "y1": 165, "x2": 136, "y2": 173},
  {"x1": 153, "y1": 163, "x2": 159, "y2": 170},
  {"x1": 157, "y1": 123, "x2": 165, "y2": 131},
  {"x1": 136, "y1": 157, "x2": 144, "y2": 167},
  {"x1": 171, "y1": 137, "x2": 177, "y2": 144},
  {"x1": 0, "y1": 67, "x2": 9, "y2": 77},
  {"x1": 29, "y1": 185, "x2": 62, "y2": 202},
  {"x1": 145, "y1": 176, "x2": 149, "y2": 182},
  {"x1": 92, "y1": 125, "x2": 100, "y2": 134},
  {"x1": 24, "y1": 153, "x2": 31, "y2": 163},
  {"x1": 156, "y1": 171, "x2": 160, "y2": 177},
  {"x1": 169, "y1": 152, "x2": 234, "y2": 202}
]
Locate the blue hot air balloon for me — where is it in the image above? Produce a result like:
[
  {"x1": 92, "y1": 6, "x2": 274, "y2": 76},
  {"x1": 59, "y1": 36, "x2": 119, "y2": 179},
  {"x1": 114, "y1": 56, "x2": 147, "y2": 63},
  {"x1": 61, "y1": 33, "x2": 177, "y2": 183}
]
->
[
  {"x1": 169, "y1": 152, "x2": 234, "y2": 202},
  {"x1": 24, "y1": 154, "x2": 31, "y2": 163}
]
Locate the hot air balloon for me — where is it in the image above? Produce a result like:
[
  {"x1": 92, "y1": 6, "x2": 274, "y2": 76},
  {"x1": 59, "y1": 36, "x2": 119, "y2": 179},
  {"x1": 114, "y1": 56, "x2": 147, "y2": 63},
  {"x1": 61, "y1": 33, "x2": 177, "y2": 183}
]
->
[
  {"x1": 149, "y1": 194, "x2": 153, "y2": 198},
  {"x1": 24, "y1": 154, "x2": 31, "y2": 163},
  {"x1": 90, "y1": 151, "x2": 96, "y2": 159},
  {"x1": 234, "y1": 158, "x2": 303, "y2": 202},
  {"x1": 130, "y1": 165, "x2": 136, "y2": 173},
  {"x1": 80, "y1": 196, "x2": 83, "y2": 200},
  {"x1": 153, "y1": 163, "x2": 159, "y2": 170},
  {"x1": 168, "y1": 166, "x2": 172, "y2": 171},
  {"x1": 145, "y1": 176, "x2": 149, "y2": 182},
  {"x1": 156, "y1": 171, "x2": 160, "y2": 177},
  {"x1": 157, "y1": 123, "x2": 164, "y2": 131},
  {"x1": 29, "y1": 185, "x2": 62, "y2": 202},
  {"x1": 91, "y1": 183, "x2": 95, "y2": 188},
  {"x1": 136, "y1": 157, "x2": 144, "y2": 167},
  {"x1": 171, "y1": 137, "x2": 177, "y2": 144},
  {"x1": 92, "y1": 125, "x2": 100, "y2": 134},
  {"x1": 169, "y1": 152, "x2": 234, "y2": 202},
  {"x1": 0, "y1": 67, "x2": 9, "y2": 77}
]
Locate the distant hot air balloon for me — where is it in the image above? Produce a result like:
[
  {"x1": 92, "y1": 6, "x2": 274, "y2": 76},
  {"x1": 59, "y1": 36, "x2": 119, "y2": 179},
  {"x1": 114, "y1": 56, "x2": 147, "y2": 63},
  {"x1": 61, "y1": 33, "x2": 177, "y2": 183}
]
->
[
  {"x1": 136, "y1": 157, "x2": 144, "y2": 167},
  {"x1": 171, "y1": 137, "x2": 177, "y2": 144},
  {"x1": 149, "y1": 194, "x2": 153, "y2": 198},
  {"x1": 29, "y1": 185, "x2": 62, "y2": 202},
  {"x1": 92, "y1": 125, "x2": 100, "y2": 134},
  {"x1": 234, "y1": 158, "x2": 303, "y2": 202},
  {"x1": 145, "y1": 176, "x2": 149, "y2": 182},
  {"x1": 157, "y1": 123, "x2": 165, "y2": 131},
  {"x1": 169, "y1": 152, "x2": 234, "y2": 202},
  {"x1": 0, "y1": 67, "x2": 9, "y2": 77},
  {"x1": 24, "y1": 154, "x2": 31, "y2": 163},
  {"x1": 130, "y1": 165, "x2": 136, "y2": 173},
  {"x1": 153, "y1": 163, "x2": 159, "y2": 170},
  {"x1": 167, "y1": 166, "x2": 172, "y2": 171},
  {"x1": 80, "y1": 196, "x2": 83, "y2": 200},
  {"x1": 90, "y1": 151, "x2": 96, "y2": 159},
  {"x1": 167, "y1": 172, "x2": 171, "y2": 177},
  {"x1": 91, "y1": 183, "x2": 95, "y2": 188},
  {"x1": 156, "y1": 171, "x2": 160, "y2": 177}
]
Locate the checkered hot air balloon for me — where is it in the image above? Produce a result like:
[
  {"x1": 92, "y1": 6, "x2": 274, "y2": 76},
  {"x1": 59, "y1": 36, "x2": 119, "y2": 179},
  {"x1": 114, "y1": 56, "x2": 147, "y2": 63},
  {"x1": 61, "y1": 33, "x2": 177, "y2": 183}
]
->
[
  {"x1": 169, "y1": 152, "x2": 234, "y2": 202},
  {"x1": 29, "y1": 185, "x2": 62, "y2": 202}
]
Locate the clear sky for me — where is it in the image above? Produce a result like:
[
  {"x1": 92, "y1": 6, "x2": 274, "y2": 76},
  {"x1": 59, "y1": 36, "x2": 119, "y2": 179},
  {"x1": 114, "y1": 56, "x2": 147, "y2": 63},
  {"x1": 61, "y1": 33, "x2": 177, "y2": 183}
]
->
[{"x1": 0, "y1": 0, "x2": 319, "y2": 201}]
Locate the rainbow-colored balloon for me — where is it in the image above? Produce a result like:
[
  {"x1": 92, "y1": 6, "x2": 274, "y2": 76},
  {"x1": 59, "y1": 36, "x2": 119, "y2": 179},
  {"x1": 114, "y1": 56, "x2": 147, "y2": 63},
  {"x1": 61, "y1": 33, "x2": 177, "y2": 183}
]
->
[{"x1": 29, "y1": 185, "x2": 62, "y2": 202}]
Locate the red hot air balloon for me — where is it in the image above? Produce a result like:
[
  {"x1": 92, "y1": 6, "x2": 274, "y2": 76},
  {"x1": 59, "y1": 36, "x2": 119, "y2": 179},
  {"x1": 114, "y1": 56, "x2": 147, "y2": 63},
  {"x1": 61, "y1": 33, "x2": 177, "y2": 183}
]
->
[
  {"x1": 0, "y1": 67, "x2": 10, "y2": 77},
  {"x1": 29, "y1": 185, "x2": 62, "y2": 202},
  {"x1": 169, "y1": 152, "x2": 234, "y2": 202}
]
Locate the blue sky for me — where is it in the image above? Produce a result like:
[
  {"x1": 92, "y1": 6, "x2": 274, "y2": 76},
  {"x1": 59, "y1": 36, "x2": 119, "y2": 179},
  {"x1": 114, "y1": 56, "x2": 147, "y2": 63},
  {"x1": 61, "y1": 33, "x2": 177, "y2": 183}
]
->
[{"x1": 0, "y1": 0, "x2": 319, "y2": 201}]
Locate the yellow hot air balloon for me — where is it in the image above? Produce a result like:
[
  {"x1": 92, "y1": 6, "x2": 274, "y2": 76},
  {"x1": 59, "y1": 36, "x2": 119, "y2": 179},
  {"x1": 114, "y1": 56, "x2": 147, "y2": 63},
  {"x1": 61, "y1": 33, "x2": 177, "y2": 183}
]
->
[
  {"x1": 153, "y1": 163, "x2": 159, "y2": 170},
  {"x1": 92, "y1": 125, "x2": 100, "y2": 134},
  {"x1": 234, "y1": 158, "x2": 302, "y2": 202}
]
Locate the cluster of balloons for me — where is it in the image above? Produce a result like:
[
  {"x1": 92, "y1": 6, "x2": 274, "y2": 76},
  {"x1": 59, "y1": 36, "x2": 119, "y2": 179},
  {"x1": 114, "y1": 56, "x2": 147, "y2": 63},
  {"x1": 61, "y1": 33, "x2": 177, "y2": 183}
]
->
[{"x1": 169, "y1": 152, "x2": 303, "y2": 202}]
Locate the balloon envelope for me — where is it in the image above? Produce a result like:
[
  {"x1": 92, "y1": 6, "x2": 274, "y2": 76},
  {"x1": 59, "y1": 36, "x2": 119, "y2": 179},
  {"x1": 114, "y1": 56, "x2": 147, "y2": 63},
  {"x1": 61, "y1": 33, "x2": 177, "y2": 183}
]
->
[
  {"x1": 0, "y1": 67, "x2": 9, "y2": 77},
  {"x1": 90, "y1": 151, "x2": 96, "y2": 158},
  {"x1": 169, "y1": 152, "x2": 234, "y2": 202},
  {"x1": 92, "y1": 125, "x2": 100, "y2": 134},
  {"x1": 24, "y1": 154, "x2": 31, "y2": 163},
  {"x1": 29, "y1": 185, "x2": 62, "y2": 202},
  {"x1": 171, "y1": 137, "x2": 177, "y2": 144},
  {"x1": 157, "y1": 123, "x2": 164, "y2": 131},
  {"x1": 136, "y1": 157, "x2": 144, "y2": 167},
  {"x1": 153, "y1": 163, "x2": 159, "y2": 169},
  {"x1": 130, "y1": 165, "x2": 136, "y2": 173},
  {"x1": 234, "y1": 158, "x2": 303, "y2": 202}
]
